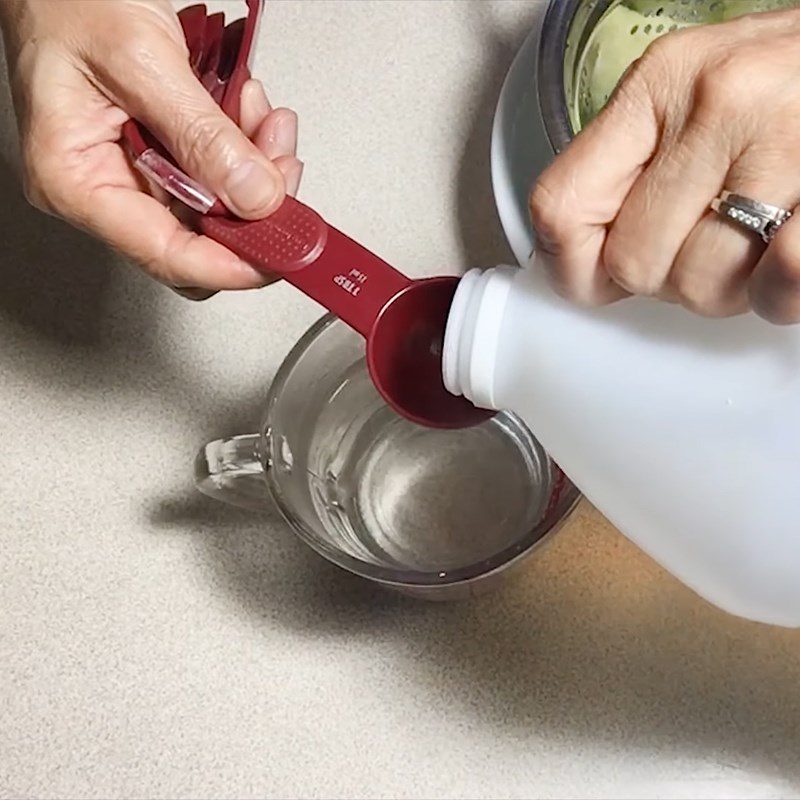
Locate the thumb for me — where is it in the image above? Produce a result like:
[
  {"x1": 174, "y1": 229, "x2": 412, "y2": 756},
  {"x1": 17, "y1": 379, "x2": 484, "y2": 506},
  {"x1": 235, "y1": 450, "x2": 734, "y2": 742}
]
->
[
  {"x1": 529, "y1": 66, "x2": 658, "y2": 304},
  {"x1": 99, "y1": 24, "x2": 285, "y2": 219}
]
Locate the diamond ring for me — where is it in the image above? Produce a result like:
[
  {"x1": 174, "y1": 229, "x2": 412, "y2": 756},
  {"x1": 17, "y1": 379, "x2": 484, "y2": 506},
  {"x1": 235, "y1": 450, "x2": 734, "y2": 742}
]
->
[{"x1": 711, "y1": 191, "x2": 792, "y2": 243}]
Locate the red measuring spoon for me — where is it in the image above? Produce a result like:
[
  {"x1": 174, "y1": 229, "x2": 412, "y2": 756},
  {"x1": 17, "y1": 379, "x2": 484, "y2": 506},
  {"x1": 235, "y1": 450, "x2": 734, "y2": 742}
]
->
[{"x1": 122, "y1": 1, "x2": 490, "y2": 430}]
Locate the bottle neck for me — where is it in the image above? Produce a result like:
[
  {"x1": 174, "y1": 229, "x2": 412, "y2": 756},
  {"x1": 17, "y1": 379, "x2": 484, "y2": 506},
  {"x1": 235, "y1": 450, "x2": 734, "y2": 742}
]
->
[{"x1": 442, "y1": 266, "x2": 516, "y2": 410}]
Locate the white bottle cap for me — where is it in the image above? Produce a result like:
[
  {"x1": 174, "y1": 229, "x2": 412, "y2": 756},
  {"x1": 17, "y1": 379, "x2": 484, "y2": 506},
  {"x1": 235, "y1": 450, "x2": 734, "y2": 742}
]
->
[{"x1": 442, "y1": 266, "x2": 516, "y2": 409}]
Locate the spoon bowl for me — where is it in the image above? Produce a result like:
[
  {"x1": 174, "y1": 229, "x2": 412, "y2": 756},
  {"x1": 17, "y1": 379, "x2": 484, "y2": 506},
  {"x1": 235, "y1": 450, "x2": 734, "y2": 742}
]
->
[{"x1": 368, "y1": 277, "x2": 493, "y2": 428}]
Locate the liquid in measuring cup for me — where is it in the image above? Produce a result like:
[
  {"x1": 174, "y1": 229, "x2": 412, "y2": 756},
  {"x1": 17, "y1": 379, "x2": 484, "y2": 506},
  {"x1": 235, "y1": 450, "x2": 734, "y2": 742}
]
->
[{"x1": 305, "y1": 359, "x2": 552, "y2": 573}]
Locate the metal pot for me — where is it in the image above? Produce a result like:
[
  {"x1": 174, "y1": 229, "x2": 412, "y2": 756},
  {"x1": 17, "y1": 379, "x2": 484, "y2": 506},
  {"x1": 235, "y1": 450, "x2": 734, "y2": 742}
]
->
[{"x1": 538, "y1": 0, "x2": 607, "y2": 153}]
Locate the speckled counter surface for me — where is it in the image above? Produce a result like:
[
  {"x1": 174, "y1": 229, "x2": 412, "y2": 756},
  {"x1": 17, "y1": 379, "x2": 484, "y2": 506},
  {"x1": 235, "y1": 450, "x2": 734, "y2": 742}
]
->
[{"x1": 1, "y1": 2, "x2": 798, "y2": 799}]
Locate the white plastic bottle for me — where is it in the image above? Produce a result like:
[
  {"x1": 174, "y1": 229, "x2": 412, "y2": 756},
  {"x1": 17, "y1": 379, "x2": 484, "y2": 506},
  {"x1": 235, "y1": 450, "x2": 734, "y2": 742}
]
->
[{"x1": 443, "y1": 261, "x2": 800, "y2": 627}]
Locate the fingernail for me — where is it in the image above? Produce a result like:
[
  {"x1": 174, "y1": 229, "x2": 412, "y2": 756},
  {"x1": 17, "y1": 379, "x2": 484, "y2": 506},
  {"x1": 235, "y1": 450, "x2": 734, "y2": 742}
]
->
[
  {"x1": 248, "y1": 80, "x2": 270, "y2": 117},
  {"x1": 285, "y1": 159, "x2": 304, "y2": 197},
  {"x1": 239, "y1": 80, "x2": 271, "y2": 138},
  {"x1": 239, "y1": 260, "x2": 277, "y2": 289},
  {"x1": 225, "y1": 160, "x2": 280, "y2": 216},
  {"x1": 238, "y1": 259, "x2": 273, "y2": 284},
  {"x1": 272, "y1": 110, "x2": 298, "y2": 156}
]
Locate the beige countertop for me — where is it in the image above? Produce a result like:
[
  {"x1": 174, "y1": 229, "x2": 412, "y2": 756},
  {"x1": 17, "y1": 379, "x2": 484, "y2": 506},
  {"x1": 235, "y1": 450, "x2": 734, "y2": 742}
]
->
[{"x1": 1, "y1": 2, "x2": 799, "y2": 798}]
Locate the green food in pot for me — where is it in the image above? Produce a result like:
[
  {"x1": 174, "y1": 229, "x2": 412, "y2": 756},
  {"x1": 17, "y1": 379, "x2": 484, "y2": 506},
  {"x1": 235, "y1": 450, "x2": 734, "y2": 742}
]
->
[{"x1": 571, "y1": 0, "x2": 799, "y2": 131}]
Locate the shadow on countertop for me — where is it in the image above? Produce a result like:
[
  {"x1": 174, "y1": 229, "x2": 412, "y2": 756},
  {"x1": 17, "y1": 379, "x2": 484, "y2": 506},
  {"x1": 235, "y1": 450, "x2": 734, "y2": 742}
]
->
[
  {"x1": 453, "y1": 1, "x2": 529, "y2": 269},
  {"x1": 0, "y1": 156, "x2": 180, "y2": 392},
  {"x1": 150, "y1": 489, "x2": 800, "y2": 794},
  {"x1": 0, "y1": 164, "x2": 110, "y2": 348}
]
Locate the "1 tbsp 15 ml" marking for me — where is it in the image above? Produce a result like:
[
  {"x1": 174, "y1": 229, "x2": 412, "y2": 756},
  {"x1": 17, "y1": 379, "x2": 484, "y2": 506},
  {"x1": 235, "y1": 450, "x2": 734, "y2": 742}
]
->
[{"x1": 333, "y1": 268, "x2": 368, "y2": 297}]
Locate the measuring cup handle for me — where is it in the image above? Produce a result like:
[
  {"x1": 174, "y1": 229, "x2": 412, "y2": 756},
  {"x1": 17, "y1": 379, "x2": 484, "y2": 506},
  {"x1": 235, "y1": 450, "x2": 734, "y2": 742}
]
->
[
  {"x1": 195, "y1": 434, "x2": 272, "y2": 512},
  {"x1": 201, "y1": 197, "x2": 411, "y2": 338}
]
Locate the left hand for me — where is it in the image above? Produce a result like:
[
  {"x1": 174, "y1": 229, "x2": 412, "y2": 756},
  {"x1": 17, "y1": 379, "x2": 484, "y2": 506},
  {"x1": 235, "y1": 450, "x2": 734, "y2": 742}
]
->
[{"x1": 0, "y1": 0, "x2": 303, "y2": 301}]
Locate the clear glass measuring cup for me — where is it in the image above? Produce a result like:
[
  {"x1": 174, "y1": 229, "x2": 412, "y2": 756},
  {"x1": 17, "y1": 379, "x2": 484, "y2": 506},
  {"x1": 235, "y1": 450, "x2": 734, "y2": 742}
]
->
[{"x1": 195, "y1": 315, "x2": 580, "y2": 599}]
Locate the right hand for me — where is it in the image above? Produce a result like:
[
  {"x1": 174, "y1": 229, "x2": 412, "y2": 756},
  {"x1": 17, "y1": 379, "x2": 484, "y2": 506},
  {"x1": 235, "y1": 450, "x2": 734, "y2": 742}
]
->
[
  {"x1": 0, "y1": 0, "x2": 302, "y2": 299},
  {"x1": 529, "y1": 7, "x2": 800, "y2": 324}
]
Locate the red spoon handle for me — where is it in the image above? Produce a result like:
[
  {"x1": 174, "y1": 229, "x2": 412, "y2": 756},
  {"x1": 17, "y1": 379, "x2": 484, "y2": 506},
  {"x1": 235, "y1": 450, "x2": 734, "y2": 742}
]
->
[{"x1": 201, "y1": 196, "x2": 410, "y2": 338}]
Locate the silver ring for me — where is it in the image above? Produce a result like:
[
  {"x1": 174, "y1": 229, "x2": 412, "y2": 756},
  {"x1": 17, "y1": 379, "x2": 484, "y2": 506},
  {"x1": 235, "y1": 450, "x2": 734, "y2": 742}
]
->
[{"x1": 711, "y1": 190, "x2": 792, "y2": 243}]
